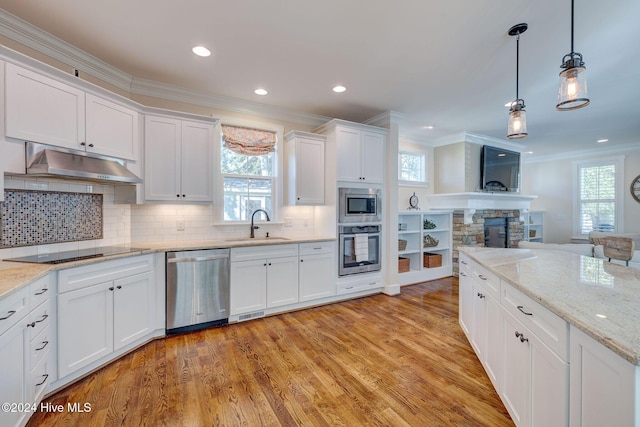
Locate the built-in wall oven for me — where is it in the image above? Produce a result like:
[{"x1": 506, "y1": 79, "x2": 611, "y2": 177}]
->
[
  {"x1": 339, "y1": 187, "x2": 381, "y2": 223},
  {"x1": 338, "y1": 224, "x2": 381, "y2": 276}
]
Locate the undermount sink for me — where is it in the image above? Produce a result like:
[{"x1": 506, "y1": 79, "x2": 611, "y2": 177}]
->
[{"x1": 225, "y1": 236, "x2": 290, "y2": 242}]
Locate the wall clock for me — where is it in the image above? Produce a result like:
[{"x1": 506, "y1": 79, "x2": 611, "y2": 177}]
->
[{"x1": 632, "y1": 174, "x2": 640, "y2": 203}]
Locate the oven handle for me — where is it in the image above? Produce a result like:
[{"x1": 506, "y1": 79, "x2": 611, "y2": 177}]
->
[{"x1": 340, "y1": 232, "x2": 381, "y2": 238}]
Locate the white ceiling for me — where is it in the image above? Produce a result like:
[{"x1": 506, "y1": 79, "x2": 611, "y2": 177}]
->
[{"x1": 1, "y1": 0, "x2": 639, "y2": 159}]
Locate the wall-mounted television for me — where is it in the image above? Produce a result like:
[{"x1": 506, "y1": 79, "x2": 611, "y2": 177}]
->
[{"x1": 481, "y1": 146, "x2": 521, "y2": 192}]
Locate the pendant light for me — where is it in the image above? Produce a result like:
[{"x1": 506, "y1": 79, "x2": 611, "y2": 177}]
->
[
  {"x1": 507, "y1": 23, "x2": 528, "y2": 140},
  {"x1": 556, "y1": 0, "x2": 590, "y2": 110}
]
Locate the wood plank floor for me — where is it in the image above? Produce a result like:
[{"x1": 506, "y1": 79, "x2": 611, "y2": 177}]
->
[{"x1": 28, "y1": 277, "x2": 513, "y2": 427}]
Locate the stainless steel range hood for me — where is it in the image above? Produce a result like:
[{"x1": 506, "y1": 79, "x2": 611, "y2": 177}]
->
[{"x1": 26, "y1": 142, "x2": 142, "y2": 184}]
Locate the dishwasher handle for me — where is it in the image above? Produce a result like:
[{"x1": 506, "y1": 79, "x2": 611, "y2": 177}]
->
[{"x1": 168, "y1": 254, "x2": 229, "y2": 263}]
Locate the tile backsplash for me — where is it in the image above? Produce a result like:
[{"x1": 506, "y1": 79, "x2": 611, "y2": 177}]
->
[{"x1": 1, "y1": 188, "x2": 103, "y2": 247}]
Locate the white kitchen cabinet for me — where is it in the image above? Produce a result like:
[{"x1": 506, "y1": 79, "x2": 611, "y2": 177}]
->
[
  {"x1": 144, "y1": 115, "x2": 214, "y2": 202},
  {"x1": 57, "y1": 255, "x2": 155, "y2": 380},
  {"x1": 315, "y1": 119, "x2": 386, "y2": 184},
  {"x1": 85, "y1": 93, "x2": 139, "y2": 160},
  {"x1": 460, "y1": 254, "x2": 569, "y2": 427},
  {"x1": 298, "y1": 241, "x2": 336, "y2": 301},
  {"x1": 230, "y1": 245, "x2": 299, "y2": 316},
  {"x1": 569, "y1": 325, "x2": 638, "y2": 427},
  {"x1": 0, "y1": 287, "x2": 30, "y2": 427},
  {"x1": 284, "y1": 131, "x2": 325, "y2": 205},
  {"x1": 0, "y1": 275, "x2": 53, "y2": 427},
  {"x1": 336, "y1": 273, "x2": 383, "y2": 295},
  {"x1": 5, "y1": 62, "x2": 85, "y2": 151},
  {"x1": 458, "y1": 254, "x2": 502, "y2": 391},
  {"x1": 502, "y1": 309, "x2": 569, "y2": 427},
  {"x1": 5, "y1": 63, "x2": 139, "y2": 161}
]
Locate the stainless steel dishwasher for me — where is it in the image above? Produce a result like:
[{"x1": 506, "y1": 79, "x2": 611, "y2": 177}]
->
[{"x1": 166, "y1": 248, "x2": 230, "y2": 334}]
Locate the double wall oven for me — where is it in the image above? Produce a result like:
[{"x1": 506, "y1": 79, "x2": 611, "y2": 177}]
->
[{"x1": 338, "y1": 187, "x2": 382, "y2": 276}]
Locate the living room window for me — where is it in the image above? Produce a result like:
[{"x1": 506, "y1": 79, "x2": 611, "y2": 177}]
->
[
  {"x1": 218, "y1": 122, "x2": 283, "y2": 222},
  {"x1": 574, "y1": 157, "x2": 624, "y2": 238},
  {"x1": 399, "y1": 151, "x2": 426, "y2": 184}
]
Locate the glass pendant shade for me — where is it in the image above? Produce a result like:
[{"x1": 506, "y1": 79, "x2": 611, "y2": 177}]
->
[
  {"x1": 507, "y1": 101, "x2": 528, "y2": 139},
  {"x1": 556, "y1": 59, "x2": 589, "y2": 110}
]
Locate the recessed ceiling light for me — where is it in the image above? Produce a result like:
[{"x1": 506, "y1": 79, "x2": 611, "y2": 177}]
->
[
  {"x1": 332, "y1": 85, "x2": 346, "y2": 93},
  {"x1": 254, "y1": 88, "x2": 268, "y2": 96},
  {"x1": 525, "y1": 151, "x2": 534, "y2": 154},
  {"x1": 422, "y1": 125, "x2": 434, "y2": 130},
  {"x1": 596, "y1": 138, "x2": 609, "y2": 143},
  {"x1": 192, "y1": 46, "x2": 211, "y2": 57}
]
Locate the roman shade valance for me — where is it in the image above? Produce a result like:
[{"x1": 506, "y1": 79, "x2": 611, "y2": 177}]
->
[{"x1": 221, "y1": 124, "x2": 276, "y2": 155}]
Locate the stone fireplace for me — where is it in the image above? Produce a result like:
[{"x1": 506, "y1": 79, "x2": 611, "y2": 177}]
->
[
  {"x1": 451, "y1": 209, "x2": 524, "y2": 274},
  {"x1": 426, "y1": 192, "x2": 536, "y2": 275}
]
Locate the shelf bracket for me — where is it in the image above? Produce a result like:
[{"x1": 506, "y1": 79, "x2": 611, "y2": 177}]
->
[{"x1": 463, "y1": 209, "x2": 476, "y2": 224}]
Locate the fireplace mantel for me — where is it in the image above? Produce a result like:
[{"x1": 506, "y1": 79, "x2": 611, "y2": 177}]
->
[{"x1": 426, "y1": 192, "x2": 537, "y2": 223}]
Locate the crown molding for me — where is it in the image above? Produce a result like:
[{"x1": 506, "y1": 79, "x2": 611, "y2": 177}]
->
[
  {"x1": 364, "y1": 110, "x2": 406, "y2": 128},
  {"x1": 523, "y1": 141, "x2": 640, "y2": 164},
  {"x1": 130, "y1": 78, "x2": 331, "y2": 127},
  {"x1": 0, "y1": 9, "x2": 134, "y2": 91},
  {"x1": 428, "y1": 131, "x2": 527, "y2": 152},
  {"x1": 0, "y1": 9, "x2": 332, "y2": 128}
]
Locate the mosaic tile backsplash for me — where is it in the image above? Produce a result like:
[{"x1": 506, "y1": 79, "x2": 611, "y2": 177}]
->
[{"x1": 1, "y1": 189, "x2": 103, "y2": 248}]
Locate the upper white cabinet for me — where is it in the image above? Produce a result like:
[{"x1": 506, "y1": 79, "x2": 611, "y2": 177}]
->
[
  {"x1": 315, "y1": 119, "x2": 386, "y2": 184},
  {"x1": 85, "y1": 93, "x2": 139, "y2": 160},
  {"x1": 5, "y1": 63, "x2": 139, "y2": 160},
  {"x1": 336, "y1": 127, "x2": 384, "y2": 183},
  {"x1": 284, "y1": 131, "x2": 325, "y2": 205},
  {"x1": 144, "y1": 115, "x2": 214, "y2": 202},
  {"x1": 5, "y1": 63, "x2": 84, "y2": 151}
]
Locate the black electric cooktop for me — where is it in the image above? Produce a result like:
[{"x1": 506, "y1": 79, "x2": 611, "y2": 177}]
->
[{"x1": 4, "y1": 246, "x2": 149, "y2": 265}]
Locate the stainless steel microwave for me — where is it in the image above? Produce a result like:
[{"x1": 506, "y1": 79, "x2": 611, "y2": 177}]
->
[{"x1": 338, "y1": 187, "x2": 381, "y2": 223}]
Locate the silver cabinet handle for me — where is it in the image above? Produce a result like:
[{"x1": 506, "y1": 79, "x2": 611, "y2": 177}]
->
[
  {"x1": 168, "y1": 254, "x2": 229, "y2": 263},
  {"x1": 517, "y1": 305, "x2": 533, "y2": 316}
]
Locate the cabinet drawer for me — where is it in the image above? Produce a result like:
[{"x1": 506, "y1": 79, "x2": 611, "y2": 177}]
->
[
  {"x1": 501, "y1": 281, "x2": 569, "y2": 361},
  {"x1": 0, "y1": 287, "x2": 29, "y2": 336},
  {"x1": 30, "y1": 356, "x2": 50, "y2": 404},
  {"x1": 299, "y1": 241, "x2": 335, "y2": 256},
  {"x1": 337, "y1": 276, "x2": 383, "y2": 295},
  {"x1": 30, "y1": 326, "x2": 50, "y2": 369},
  {"x1": 470, "y1": 262, "x2": 500, "y2": 299},
  {"x1": 231, "y1": 244, "x2": 298, "y2": 262},
  {"x1": 27, "y1": 301, "x2": 50, "y2": 342},
  {"x1": 58, "y1": 254, "x2": 153, "y2": 293},
  {"x1": 30, "y1": 275, "x2": 51, "y2": 310}
]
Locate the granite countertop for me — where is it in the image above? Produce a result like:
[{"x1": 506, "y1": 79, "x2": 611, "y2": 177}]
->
[
  {"x1": 0, "y1": 235, "x2": 335, "y2": 300},
  {"x1": 459, "y1": 246, "x2": 640, "y2": 365}
]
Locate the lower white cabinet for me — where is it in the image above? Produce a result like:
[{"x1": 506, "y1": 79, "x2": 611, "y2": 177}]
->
[
  {"x1": 0, "y1": 275, "x2": 52, "y2": 427},
  {"x1": 57, "y1": 255, "x2": 155, "y2": 379},
  {"x1": 459, "y1": 253, "x2": 569, "y2": 427},
  {"x1": 569, "y1": 325, "x2": 638, "y2": 427},
  {"x1": 230, "y1": 245, "x2": 299, "y2": 316},
  {"x1": 502, "y1": 309, "x2": 569, "y2": 427},
  {"x1": 299, "y1": 241, "x2": 336, "y2": 301}
]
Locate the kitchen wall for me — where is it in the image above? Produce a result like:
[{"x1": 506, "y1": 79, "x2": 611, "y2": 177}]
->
[
  {"x1": 397, "y1": 139, "x2": 434, "y2": 210},
  {"x1": 522, "y1": 148, "x2": 640, "y2": 243}
]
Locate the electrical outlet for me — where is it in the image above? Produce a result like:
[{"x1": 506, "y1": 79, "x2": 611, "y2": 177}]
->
[
  {"x1": 284, "y1": 217, "x2": 293, "y2": 227},
  {"x1": 176, "y1": 219, "x2": 185, "y2": 231}
]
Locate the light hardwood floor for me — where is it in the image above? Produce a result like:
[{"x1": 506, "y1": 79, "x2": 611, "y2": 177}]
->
[{"x1": 27, "y1": 277, "x2": 513, "y2": 426}]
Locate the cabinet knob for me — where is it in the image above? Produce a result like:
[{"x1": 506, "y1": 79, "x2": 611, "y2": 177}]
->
[
  {"x1": 80, "y1": 142, "x2": 86, "y2": 146},
  {"x1": 88, "y1": 143, "x2": 94, "y2": 148},
  {"x1": 109, "y1": 287, "x2": 114, "y2": 291},
  {"x1": 27, "y1": 321, "x2": 36, "y2": 328},
  {"x1": 300, "y1": 259, "x2": 304, "y2": 262},
  {"x1": 477, "y1": 292, "x2": 485, "y2": 299},
  {"x1": 182, "y1": 194, "x2": 186, "y2": 198},
  {"x1": 176, "y1": 194, "x2": 180, "y2": 198},
  {"x1": 116, "y1": 285, "x2": 122, "y2": 289}
]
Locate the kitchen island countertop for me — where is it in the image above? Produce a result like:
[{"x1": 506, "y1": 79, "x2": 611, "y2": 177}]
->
[{"x1": 459, "y1": 246, "x2": 640, "y2": 365}]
